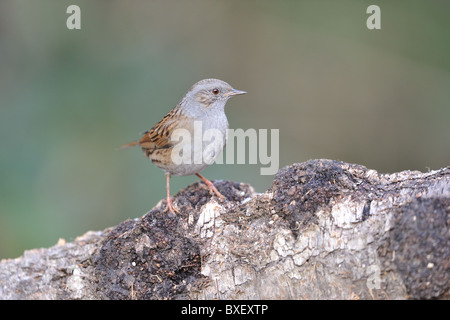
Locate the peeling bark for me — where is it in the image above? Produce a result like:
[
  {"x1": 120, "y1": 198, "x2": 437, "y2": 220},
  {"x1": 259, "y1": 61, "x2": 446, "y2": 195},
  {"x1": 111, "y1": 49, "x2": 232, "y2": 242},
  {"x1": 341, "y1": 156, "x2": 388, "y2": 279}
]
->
[{"x1": 0, "y1": 160, "x2": 448, "y2": 300}]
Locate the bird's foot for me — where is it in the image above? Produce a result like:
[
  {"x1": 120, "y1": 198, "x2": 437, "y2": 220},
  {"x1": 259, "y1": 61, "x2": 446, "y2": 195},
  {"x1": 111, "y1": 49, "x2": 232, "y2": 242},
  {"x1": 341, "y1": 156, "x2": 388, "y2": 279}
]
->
[
  {"x1": 163, "y1": 196, "x2": 179, "y2": 214},
  {"x1": 195, "y1": 173, "x2": 225, "y2": 201}
]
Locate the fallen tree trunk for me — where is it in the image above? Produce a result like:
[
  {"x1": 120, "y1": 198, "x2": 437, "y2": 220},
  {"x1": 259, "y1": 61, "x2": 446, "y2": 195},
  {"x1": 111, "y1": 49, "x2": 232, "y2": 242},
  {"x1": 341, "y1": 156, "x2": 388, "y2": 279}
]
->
[{"x1": 0, "y1": 159, "x2": 448, "y2": 299}]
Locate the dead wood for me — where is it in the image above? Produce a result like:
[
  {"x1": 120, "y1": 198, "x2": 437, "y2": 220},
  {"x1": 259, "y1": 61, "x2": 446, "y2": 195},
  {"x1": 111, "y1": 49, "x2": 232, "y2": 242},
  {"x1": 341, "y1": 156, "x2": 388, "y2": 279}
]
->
[{"x1": 1, "y1": 159, "x2": 448, "y2": 299}]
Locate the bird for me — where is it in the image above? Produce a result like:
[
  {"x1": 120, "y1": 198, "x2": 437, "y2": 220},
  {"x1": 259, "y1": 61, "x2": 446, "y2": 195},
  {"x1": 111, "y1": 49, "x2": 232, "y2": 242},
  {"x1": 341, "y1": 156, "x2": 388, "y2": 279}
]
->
[{"x1": 119, "y1": 78, "x2": 246, "y2": 214}]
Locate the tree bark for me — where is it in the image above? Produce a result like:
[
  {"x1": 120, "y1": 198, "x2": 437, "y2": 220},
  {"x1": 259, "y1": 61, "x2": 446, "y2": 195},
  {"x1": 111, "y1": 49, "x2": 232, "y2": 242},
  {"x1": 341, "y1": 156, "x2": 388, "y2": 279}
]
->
[{"x1": 1, "y1": 159, "x2": 448, "y2": 300}]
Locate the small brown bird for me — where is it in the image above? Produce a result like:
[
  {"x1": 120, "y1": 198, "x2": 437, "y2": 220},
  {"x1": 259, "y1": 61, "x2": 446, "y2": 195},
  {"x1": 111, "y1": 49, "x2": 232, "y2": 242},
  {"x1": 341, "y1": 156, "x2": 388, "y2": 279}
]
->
[{"x1": 120, "y1": 79, "x2": 246, "y2": 214}]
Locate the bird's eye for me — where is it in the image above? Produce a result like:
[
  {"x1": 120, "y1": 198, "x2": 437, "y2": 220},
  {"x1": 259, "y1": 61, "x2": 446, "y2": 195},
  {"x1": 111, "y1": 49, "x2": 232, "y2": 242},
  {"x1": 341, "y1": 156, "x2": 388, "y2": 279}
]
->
[{"x1": 212, "y1": 88, "x2": 220, "y2": 95}]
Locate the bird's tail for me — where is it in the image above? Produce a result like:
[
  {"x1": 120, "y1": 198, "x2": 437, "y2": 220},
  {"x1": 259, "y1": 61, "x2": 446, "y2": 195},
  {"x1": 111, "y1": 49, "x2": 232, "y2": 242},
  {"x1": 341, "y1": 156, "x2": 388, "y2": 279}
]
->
[{"x1": 117, "y1": 140, "x2": 140, "y2": 150}]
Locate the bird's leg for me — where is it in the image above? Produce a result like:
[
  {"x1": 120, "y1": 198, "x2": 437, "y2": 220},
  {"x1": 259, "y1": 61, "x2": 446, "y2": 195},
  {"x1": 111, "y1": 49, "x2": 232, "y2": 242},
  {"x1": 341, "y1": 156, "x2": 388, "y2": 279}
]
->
[
  {"x1": 164, "y1": 173, "x2": 179, "y2": 214},
  {"x1": 195, "y1": 173, "x2": 225, "y2": 199}
]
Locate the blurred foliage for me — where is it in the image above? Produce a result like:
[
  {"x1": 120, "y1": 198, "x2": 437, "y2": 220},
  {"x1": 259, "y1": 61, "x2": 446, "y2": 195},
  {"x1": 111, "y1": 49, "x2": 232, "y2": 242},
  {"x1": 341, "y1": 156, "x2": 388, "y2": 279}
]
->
[{"x1": 0, "y1": 0, "x2": 449, "y2": 258}]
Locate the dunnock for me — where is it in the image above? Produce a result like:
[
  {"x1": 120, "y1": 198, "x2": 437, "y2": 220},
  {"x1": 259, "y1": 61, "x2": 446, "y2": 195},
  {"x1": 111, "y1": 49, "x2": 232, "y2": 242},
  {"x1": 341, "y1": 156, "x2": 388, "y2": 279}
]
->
[{"x1": 120, "y1": 79, "x2": 246, "y2": 214}]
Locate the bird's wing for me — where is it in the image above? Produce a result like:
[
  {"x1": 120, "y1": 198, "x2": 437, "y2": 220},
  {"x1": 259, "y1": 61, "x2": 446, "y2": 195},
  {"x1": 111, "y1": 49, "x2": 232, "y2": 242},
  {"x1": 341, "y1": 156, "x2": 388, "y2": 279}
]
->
[{"x1": 139, "y1": 107, "x2": 192, "y2": 155}]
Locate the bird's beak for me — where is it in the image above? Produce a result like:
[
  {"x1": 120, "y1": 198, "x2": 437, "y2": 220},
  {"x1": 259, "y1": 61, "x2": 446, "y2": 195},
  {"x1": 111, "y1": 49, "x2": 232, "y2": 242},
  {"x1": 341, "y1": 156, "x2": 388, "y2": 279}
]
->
[{"x1": 226, "y1": 89, "x2": 247, "y2": 97}]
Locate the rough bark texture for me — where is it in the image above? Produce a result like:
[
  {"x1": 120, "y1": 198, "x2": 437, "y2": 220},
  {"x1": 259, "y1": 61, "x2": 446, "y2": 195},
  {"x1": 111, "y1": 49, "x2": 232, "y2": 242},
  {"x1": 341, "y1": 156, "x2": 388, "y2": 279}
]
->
[{"x1": 0, "y1": 159, "x2": 448, "y2": 300}]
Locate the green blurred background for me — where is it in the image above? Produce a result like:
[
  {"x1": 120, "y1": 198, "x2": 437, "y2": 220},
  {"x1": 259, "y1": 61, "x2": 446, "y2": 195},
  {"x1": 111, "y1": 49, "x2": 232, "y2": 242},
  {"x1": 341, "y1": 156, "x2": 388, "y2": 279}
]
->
[{"x1": 0, "y1": 0, "x2": 449, "y2": 259}]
